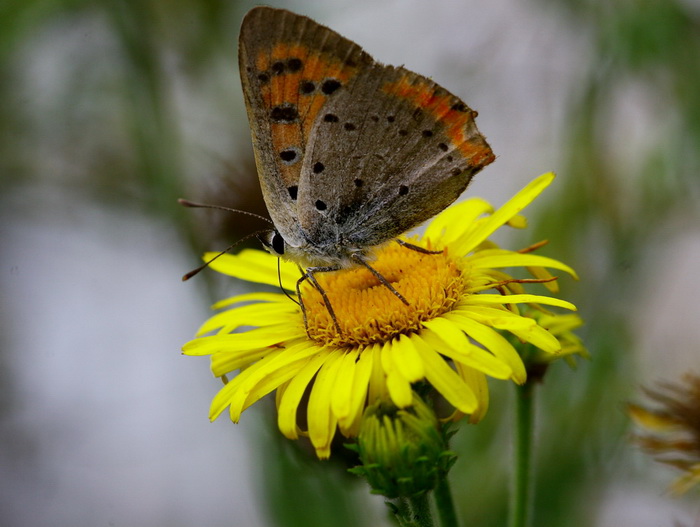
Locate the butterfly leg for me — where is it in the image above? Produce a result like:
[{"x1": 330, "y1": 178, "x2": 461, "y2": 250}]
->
[
  {"x1": 350, "y1": 254, "x2": 409, "y2": 306},
  {"x1": 295, "y1": 271, "x2": 311, "y2": 333},
  {"x1": 396, "y1": 239, "x2": 443, "y2": 255},
  {"x1": 296, "y1": 266, "x2": 342, "y2": 335}
]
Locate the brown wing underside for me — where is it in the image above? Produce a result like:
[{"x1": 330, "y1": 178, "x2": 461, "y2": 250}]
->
[
  {"x1": 239, "y1": 7, "x2": 494, "y2": 259},
  {"x1": 238, "y1": 7, "x2": 372, "y2": 244}
]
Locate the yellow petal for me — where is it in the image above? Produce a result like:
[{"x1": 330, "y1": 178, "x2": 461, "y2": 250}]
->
[
  {"x1": 453, "y1": 363, "x2": 490, "y2": 422},
  {"x1": 507, "y1": 213, "x2": 528, "y2": 229},
  {"x1": 208, "y1": 348, "x2": 286, "y2": 421},
  {"x1": 386, "y1": 371, "x2": 413, "y2": 409},
  {"x1": 212, "y1": 291, "x2": 290, "y2": 310},
  {"x1": 206, "y1": 249, "x2": 300, "y2": 290},
  {"x1": 390, "y1": 334, "x2": 425, "y2": 382},
  {"x1": 445, "y1": 312, "x2": 526, "y2": 383},
  {"x1": 307, "y1": 351, "x2": 344, "y2": 458},
  {"x1": 423, "y1": 197, "x2": 494, "y2": 246},
  {"x1": 463, "y1": 305, "x2": 564, "y2": 352},
  {"x1": 469, "y1": 251, "x2": 578, "y2": 280},
  {"x1": 195, "y1": 302, "x2": 297, "y2": 336},
  {"x1": 183, "y1": 327, "x2": 300, "y2": 356},
  {"x1": 338, "y1": 347, "x2": 374, "y2": 436},
  {"x1": 330, "y1": 349, "x2": 359, "y2": 421},
  {"x1": 670, "y1": 464, "x2": 700, "y2": 495},
  {"x1": 381, "y1": 341, "x2": 413, "y2": 408},
  {"x1": 471, "y1": 293, "x2": 577, "y2": 312},
  {"x1": 455, "y1": 172, "x2": 555, "y2": 253},
  {"x1": 229, "y1": 342, "x2": 320, "y2": 417},
  {"x1": 367, "y1": 343, "x2": 389, "y2": 403},
  {"x1": 210, "y1": 346, "x2": 269, "y2": 377},
  {"x1": 628, "y1": 403, "x2": 679, "y2": 431},
  {"x1": 527, "y1": 266, "x2": 559, "y2": 293},
  {"x1": 277, "y1": 351, "x2": 329, "y2": 439},
  {"x1": 421, "y1": 319, "x2": 512, "y2": 379},
  {"x1": 412, "y1": 335, "x2": 478, "y2": 413}
]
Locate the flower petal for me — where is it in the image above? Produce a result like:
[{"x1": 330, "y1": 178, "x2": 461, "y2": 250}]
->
[
  {"x1": 207, "y1": 347, "x2": 286, "y2": 421},
  {"x1": 338, "y1": 347, "x2": 374, "y2": 436},
  {"x1": 423, "y1": 197, "x2": 494, "y2": 246},
  {"x1": 527, "y1": 266, "x2": 559, "y2": 293},
  {"x1": 445, "y1": 312, "x2": 526, "y2": 383},
  {"x1": 381, "y1": 341, "x2": 413, "y2": 408},
  {"x1": 230, "y1": 342, "x2": 321, "y2": 417},
  {"x1": 469, "y1": 250, "x2": 578, "y2": 280},
  {"x1": 421, "y1": 319, "x2": 512, "y2": 379},
  {"x1": 469, "y1": 293, "x2": 576, "y2": 311},
  {"x1": 455, "y1": 172, "x2": 555, "y2": 253},
  {"x1": 308, "y1": 350, "x2": 345, "y2": 458},
  {"x1": 196, "y1": 302, "x2": 297, "y2": 336},
  {"x1": 277, "y1": 351, "x2": 329, "y2": 439},
  {"x1": 389, "y1": 334, "x2": 425, "y2": 382},
  {"x1": 206, "y1": 249, "x2": 300, "y2": 290},
  {"x1": 182, "y1": 327, "x2": 301, "y2": 356},
  {"x1": 330, "y1": 349, "x2": 360, "y2": 422},
  {"x1": 367, "y1": 343, "x2": 389, "y2": 403},
  {"x1": 453, "y1": 363, "x2": 489, "y2": 423},
  {"x1": 210, "y1": 346, "x2": 270, "y2": 377},
  {"x1": 212, "y1": 291, "x2": 290, "y2": 310},
  {"x1": 411, "y1": 334, "x2": 478, "y2": 413},
  {"x1": 458, "y1": 305, "x2": 562, "y2": 353}
]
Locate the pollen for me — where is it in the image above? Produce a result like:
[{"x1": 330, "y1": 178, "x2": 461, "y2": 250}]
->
[{"x1": 302, "y1": 241, "x2": 466, "y2": 347}]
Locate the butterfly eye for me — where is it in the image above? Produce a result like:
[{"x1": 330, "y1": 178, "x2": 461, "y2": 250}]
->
[{"x1": 271, "y1": 231, "x2": 285, "y2": 255}]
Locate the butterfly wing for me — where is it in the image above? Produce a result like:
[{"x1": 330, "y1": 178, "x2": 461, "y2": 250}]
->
[
  {"x1": 296, "y1": 64, "x2": 495, "y2": 253},
  {"x1": 238, "y1": 7, "x2": 373, "y2": 248}
]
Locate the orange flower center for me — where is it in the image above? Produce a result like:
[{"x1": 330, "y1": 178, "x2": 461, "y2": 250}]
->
[{"x1": 301, "y1": 241, "x2": 466, "y2": 347}]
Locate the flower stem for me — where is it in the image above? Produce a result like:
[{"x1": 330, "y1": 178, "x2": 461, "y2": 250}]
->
[
  {"x1": 509, "y1": 381, "x2": 535, "y2": 527},
  {"x1": 433, "y1": 473, "x2": 458, "y2": 527},
  {"x1": 408, "y1": 492, "x2": 434, "y2": 527},
  {"x1": 392, "y1": 498, "x2": 412, "y2": 527}
]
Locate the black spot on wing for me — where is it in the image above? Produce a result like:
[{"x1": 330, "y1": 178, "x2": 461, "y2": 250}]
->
[
  {"x1": 279, "y1": 147, "x2": 300, "y2": 165},
  {"x1": 300, "y1": 81, "x2": 315, "y2": 94},
  {"x1": 321, "y1": 79, "x2": 341, "y2": 95},
  {"x1": 287, "y1": 58, "x2": 303, "y2": 72},
  {"x1": 271, "y1": 61, "x2": 285, "y2": 75},
  {"x1": 271, "y1": 104, "x2": 299, "y2": 123}
]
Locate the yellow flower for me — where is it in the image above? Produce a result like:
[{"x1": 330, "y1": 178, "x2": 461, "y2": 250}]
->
[
  {"x1": 629, "y1": 373, "x2": 700, "y2": 494},
  {"x1": 509, "y1": 310, "x2": 588, "y2": 382},
  {"x1": 183, "y1": 173, "x2": 579, "y2": 458}
]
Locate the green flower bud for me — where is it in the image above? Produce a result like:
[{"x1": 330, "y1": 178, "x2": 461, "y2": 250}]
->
[{"x1": 350, "y1": 394, "x2": 456, "y2": 498}]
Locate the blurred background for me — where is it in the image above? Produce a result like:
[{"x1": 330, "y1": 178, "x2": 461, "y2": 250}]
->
[{"x1": 2, "y1": 0, "x2": 699, "y2": 525}]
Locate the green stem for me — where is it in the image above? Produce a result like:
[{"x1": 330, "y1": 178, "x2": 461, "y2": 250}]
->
[
  {"x1": 433, "y1": 474, "x2": 458, "y2": 527},
  {"x1": 509, "y1": 381, "x2": 535, "y2": 527},
  {"x1": 408, "y1": 492, "x2": 434, "y2": 527},
  {"x1": 392, "y1": 498, "x2": 413, "y2": 527}
]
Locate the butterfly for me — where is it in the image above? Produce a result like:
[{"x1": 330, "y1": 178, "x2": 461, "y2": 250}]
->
[{"x1": 238, "y1": 6, "x2": 495, "y2": 281}]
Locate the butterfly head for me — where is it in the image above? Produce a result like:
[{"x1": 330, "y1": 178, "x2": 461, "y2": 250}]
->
[
  {"x1": 258, "y1": 230, "x2": 286, "y2": 258},
  {"x1": 258, "y1": 228, "x2": 370, "y2": 270}
]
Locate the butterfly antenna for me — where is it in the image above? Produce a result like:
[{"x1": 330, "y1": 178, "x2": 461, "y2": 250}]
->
[
  {"x1": 178, "y1": 198, "x2": 273, "y2": 225},
  {"x1": 182, "y1": 230, "x2": 272, "y2": 281}
]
